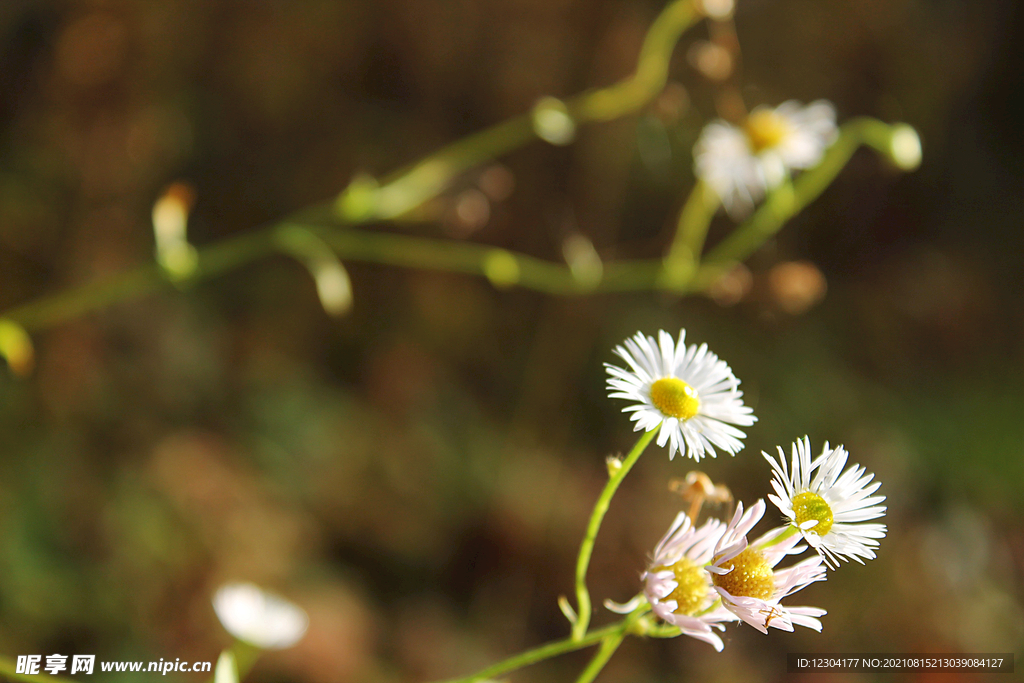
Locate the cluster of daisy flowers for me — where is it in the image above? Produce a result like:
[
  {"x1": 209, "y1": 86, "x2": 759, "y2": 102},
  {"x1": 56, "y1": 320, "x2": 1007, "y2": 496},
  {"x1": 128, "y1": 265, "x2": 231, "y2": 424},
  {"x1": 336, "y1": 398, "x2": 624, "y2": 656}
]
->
[{"x1": 605, "y1": 329, "x2": 886, "y2": 650}]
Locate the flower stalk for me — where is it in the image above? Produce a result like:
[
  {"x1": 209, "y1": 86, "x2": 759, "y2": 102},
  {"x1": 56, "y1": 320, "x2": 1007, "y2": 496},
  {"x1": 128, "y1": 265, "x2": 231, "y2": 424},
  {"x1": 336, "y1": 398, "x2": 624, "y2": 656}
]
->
[
  {"x1": 434, "y1": 617, "x2": 636, "y2": 683},
  {"x1": 572, "y1": 428, "x2": 657, "y2": 640}
]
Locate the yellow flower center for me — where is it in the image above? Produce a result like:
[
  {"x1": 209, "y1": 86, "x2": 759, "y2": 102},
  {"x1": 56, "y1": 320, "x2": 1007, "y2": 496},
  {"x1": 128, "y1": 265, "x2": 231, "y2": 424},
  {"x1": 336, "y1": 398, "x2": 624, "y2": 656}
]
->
[
  {"x1": 649, "y1": 378, "x2": 700, "y2": 420},
  {"x1": 792, "y1": 491, "x2": 834, "y2": 536},
  {"x1": 655, "y1": 558, "x2": 709, "y2": 616},
  {"x1": 712, "y1": 547, "x2": 774, "y2": 600},
  {"x1": 744, "y1": 109, "x2": 790, "y2": 153}
]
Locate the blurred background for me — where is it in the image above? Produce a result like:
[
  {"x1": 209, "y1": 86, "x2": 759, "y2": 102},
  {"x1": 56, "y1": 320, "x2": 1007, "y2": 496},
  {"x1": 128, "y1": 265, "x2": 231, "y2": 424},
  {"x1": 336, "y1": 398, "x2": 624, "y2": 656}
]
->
[{"x1": 0, "y1": 0, "x2": 1022, "y2": 681}]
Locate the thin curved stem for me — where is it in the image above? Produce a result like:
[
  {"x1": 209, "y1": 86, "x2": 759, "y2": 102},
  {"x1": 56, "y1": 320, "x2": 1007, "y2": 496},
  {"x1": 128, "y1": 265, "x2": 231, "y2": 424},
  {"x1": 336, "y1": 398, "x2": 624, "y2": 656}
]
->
[
  {"x1": 567, "y1": 0, "x2": 697, "y2": 122},
  {"x1": 0, "y1": 117, "x2": 908, "y2": 336},
  {"x1": 0, "y1": 2, "x2": 701, "y2": 333},
  {"x1": 692, "y1": 117, "x2": 903, "y2": 288},
  {"x1": 0, "y1": 221, "x2": 282, "y2": 332},
  {"x1": 574, "y1": 632, "x2": 626, "y2": 683},
  {"x1": 672, "y1": 180, "x2": 719, "y2": 263},
  {"x1": 660, "y1": 180, "x2": 719, "y2": 290},
  {"x1": 433, "y1": 620, "x2": 625, "y2": 683},
  {"x1": 203, "y1": 642, "x2": 259, "y2": 683},
  {"x1": 572, "y1": 429, "x2": 658, "y2": 640},
  {"x1": 574, "y1": 602, "x2": 650, "y2": 683},
  {"x1": 341, "y1": 0, "x2": 699, "y2": 222}
]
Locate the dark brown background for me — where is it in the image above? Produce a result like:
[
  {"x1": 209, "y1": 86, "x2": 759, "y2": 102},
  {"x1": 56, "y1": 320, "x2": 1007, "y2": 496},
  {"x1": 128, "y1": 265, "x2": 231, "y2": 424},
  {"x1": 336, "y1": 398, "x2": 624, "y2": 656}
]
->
[{"x1": 0, "y1": 1, "x2": 1021, "y2": 681}]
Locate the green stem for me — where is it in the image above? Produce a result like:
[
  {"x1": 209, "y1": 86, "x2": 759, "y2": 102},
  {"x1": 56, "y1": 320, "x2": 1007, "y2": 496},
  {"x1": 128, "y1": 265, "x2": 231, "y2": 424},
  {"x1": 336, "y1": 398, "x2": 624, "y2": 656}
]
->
[
  {"x1": 0, "y1": 2, "x2": 701, "y2": 333},
  {"x1": 0, "y1": 222, "x2": 280, "y2": 332},
  {"x1": 660, "y1": 180, "x2": 719, "y2": 290},
  {"x1": 433, "y1": 620, "x2": 625, "y2": 683},
  {"x1": 0, "y1": 117, "x2": 910, "y2": 336},
  {"x1": 0, "y1": 219, "x2": 662, "y2": 333},
  {"x1": 569, "y1": 0, "x2": 697, "y2": 122},
  {"x1": 674, "y1": 180, "x2": 719, "y2": 262},
  {"x1": 572, "y1": 428, "x2": 658, "y2": 640},
  {"x1": 573, "y1": 603, "x2": 649, "y2": 683},
  {"x1": 343, "y1": 0, "x2": 699, "y2": 222},
  {"x1": 692, "y1": 117, "x2": 902, "y2": 290},
  {"x1": 235, "y1": 642, "x2": 259, "y2": 682},
  {"x1": 356, "y1": 116, "x2": 535, "y2": 221},
  {"x1": 573, "y1": 632, "x2": 626, "y2": 683},
  {"x1": 210, "y1": 641, "x2": 260, "y2": 683}
]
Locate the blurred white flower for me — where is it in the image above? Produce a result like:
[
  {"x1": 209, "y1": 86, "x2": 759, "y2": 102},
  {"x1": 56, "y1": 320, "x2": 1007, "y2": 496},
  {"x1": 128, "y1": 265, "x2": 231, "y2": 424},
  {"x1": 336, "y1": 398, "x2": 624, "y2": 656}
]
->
[
  {"x1": 620, "y1": 512, "x2": 736, "y2": 651},
  {"x1": 605, "y1": 329, "x2": 756, "y2": 461},
  {"x1": 708, "y1": 500, "x2": 827, "y2": 633},
  {"x1": 765, "y1": 437, "x2": 887, "y2": 569},
  {"x1": 694, "y1": 100, "x2": 837, "y2": 217},
  {"x1": 213, "y1": 582, "x2": 309, "y2": 649}
]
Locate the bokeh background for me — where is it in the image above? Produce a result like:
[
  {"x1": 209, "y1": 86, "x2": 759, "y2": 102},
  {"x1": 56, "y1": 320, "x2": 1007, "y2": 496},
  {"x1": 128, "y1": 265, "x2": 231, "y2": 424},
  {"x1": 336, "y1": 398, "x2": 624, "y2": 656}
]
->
[{"x1": 0, "y1": 0, "x2": 1022, "y2": 681}]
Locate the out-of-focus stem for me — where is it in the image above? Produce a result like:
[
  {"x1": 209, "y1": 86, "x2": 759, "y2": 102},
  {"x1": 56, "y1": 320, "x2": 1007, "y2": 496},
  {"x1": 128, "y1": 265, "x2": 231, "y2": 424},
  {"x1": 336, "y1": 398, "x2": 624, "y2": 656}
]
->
[
  {"x1": 2, "y1": 2, "x2": 702, "y2": 333},
  {"x1": 568, "y1": 0, "x2": 697, "y2": 122},
  {"x1": 0, "y1": 117, "x2": 915, "y2": 335},
  {"x1": 205, "y1": 641, "x2": 260, "y2": 683},
  {"x1": 339, "y1": 0, "x2": 700, "y2": 222},
  {"x1": 692, "y1": 117, "x2": 912, "y2": 289},
  {"x1": 661, "y1": 180, "x2": 719, "y2": 290}
]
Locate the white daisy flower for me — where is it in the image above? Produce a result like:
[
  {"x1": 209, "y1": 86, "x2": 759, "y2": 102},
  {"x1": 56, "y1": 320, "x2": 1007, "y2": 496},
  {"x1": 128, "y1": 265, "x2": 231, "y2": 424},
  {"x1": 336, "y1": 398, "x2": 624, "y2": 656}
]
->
[
  {"x1": 708, "y1": 500, "x2": 827, "y2": 633},
  {"x1": 605, "y1": 329, "x2": 756, "y2": 461},
  {"x1": 694, "y1": 100, "x2": 838, "y2": 217},
  {"x1": 765, "y1": 437, "x2": 887, "y2": 569},
  {"x1": 213, "y1": 582, "x2": 309, "y2": 649},
  {"x1": 630, "y1": 513, "x2": 737, "y2": 651}
]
